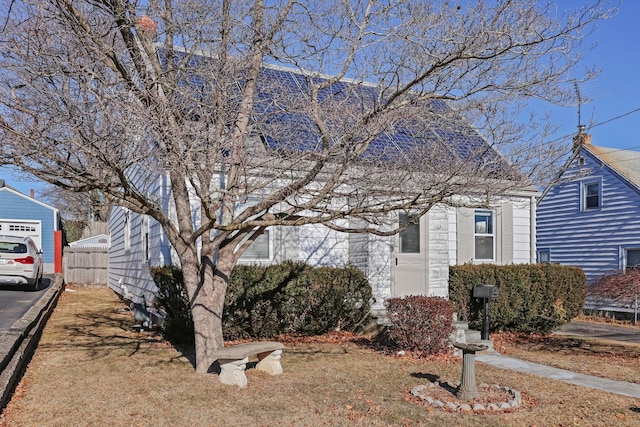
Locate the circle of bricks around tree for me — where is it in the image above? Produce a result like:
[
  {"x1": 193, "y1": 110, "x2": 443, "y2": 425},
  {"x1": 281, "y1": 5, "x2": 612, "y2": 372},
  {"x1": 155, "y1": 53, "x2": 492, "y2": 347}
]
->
[{"x1": 410, "y1": 382, "x2": 522, "y2": 412}]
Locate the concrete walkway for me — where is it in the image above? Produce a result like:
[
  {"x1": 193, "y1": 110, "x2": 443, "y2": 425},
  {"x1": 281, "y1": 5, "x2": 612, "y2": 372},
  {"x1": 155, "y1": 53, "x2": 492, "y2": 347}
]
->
[
  {"x1": 476, "y1": 322, "x2": 640, "y2": 399},
  {"x1": 476, "y1": 351, "x2": 640, "y2": 399}
]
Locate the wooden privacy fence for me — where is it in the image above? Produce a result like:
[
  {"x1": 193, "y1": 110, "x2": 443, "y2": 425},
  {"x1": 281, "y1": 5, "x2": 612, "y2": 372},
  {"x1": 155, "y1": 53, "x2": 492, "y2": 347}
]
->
[{"x1": 63, "y1": 247, "x2": 108, "y2": 286}]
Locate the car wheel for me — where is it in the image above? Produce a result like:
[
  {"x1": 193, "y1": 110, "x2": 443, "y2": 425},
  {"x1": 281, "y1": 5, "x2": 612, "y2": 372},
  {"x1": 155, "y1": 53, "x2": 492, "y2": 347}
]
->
[{"x1": 30, "y1": 273, "x2": 42, "y2": 292}]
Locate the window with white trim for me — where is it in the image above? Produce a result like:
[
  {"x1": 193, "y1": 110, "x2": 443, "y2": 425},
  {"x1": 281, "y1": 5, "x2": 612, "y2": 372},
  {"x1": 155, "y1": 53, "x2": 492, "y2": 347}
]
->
[
  {"x1": 239, "y1": 229, "x2": 271, "y2": 260},
  {"x1": 581, "y1": 179, "x2": 601, "y2": 210},
  {"x1": 625, "y1": 248, "x2": 640, "y2": 270},
  {"x1": 141, "y1": 215, "x2": 150, "y2": 263},
  {"x1": 474, "y1": 211, "x2": 494, "y2": 260},
  {"x1": 537, "y1": 249, "x2": 550, "y2": 263},
  {"x1": 124, "y1": 209, "x2": 131, "y2": 252}
]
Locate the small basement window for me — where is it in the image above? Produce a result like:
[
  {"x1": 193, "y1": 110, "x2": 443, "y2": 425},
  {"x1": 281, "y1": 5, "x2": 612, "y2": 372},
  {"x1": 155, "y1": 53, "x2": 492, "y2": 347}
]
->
[{"x1": 626, "y1": 248, "x2": 640, "y2": 270}]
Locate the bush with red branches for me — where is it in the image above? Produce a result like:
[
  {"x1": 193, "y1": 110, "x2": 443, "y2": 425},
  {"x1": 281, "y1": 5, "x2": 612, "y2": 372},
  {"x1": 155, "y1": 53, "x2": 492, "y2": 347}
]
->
[{"x1": 590, "y1": 269, "x2": 640, "y2": 307}]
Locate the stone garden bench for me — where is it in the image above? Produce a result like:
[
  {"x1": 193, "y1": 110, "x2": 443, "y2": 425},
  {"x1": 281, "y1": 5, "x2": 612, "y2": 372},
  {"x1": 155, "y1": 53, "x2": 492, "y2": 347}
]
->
[{"x1": 211, "y1": 341, "x2": 284, "y2": 388}]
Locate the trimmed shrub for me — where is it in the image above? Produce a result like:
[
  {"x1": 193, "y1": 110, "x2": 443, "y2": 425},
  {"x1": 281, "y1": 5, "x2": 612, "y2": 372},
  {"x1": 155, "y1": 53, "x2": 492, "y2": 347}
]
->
[
  {"x1": 449, "y1": 264, "x2": 586, "y2": 334},
  {"x1": 225, "y1": 261, "x2": 373, "y2": 340},
  {"x1": 385, "y1": 296, "x2": 455, "y2": 356},
  {"x1": 152, "y1": 261, "x2": 374, "y2": 344},
  {"x1": 150, "y1": 266, "x2": 194, "y2": 347}
]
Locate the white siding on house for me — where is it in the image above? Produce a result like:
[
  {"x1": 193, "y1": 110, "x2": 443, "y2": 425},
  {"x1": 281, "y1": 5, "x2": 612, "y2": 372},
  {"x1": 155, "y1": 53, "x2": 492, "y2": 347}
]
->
[
  {"x1": 367, "y1": 234, "x2": 392, "y2": 310},
  {"x1": 450, "y1": 196, "x2": 535, "y2": 266},
  {"x1": 512, "y1": 198, "x2": 534, "y2": 263},
  {"x1": 299, "y1": 223, "x2": 349, "y2": 266},
  {"x1": 109, "y1": 180, "x2": 537, "y2": 312},
  {"x1": 448, "y1": 208, "x2": 458, "y2": 265}
]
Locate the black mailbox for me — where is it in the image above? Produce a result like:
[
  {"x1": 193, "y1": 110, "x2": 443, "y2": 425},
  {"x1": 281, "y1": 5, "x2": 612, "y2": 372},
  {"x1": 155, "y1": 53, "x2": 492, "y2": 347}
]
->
[{"x1": 473, "y1": 284, "x2": 499, "y2": 300}]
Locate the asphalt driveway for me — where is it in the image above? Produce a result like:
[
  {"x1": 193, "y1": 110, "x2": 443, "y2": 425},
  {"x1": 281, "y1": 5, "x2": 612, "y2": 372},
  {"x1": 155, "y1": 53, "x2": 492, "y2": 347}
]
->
[{"x1": 556, "y1": 320, "x2": 640, "y2": 344}]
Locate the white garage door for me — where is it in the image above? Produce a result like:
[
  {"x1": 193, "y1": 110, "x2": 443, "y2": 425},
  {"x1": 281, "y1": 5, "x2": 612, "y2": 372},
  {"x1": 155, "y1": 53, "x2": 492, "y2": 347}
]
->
[{"x1": 0, "y1": 220, "x2": 42, "y2": 250}]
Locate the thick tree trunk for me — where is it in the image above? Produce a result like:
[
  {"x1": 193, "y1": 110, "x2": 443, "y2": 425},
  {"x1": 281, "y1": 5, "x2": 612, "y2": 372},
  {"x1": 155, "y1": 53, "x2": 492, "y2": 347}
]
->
[{"x1": 181, "y1": 249, "x2": 235, "y2": 374}]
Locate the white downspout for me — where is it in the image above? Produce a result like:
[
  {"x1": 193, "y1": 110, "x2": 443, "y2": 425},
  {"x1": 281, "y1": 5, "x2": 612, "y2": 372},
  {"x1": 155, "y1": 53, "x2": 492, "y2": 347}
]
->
[{"x1": 530, "y1": 195, "x2": 537, "y2": 264}]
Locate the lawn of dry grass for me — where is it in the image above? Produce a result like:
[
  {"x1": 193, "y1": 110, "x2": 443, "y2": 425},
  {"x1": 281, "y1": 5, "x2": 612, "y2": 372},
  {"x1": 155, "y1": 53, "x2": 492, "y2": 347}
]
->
[{"x1": 1, "y1": 286, "x2": 639, "y2": 427}]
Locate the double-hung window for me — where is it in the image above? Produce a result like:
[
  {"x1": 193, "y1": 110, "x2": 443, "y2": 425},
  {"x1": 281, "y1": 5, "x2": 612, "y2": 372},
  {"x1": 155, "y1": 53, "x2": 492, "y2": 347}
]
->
[
  {"x1": 474, "y1": 211, "x2": 494, "y2": 261},
  {"x1": 581, "y1": 179, "x2": 601, "y2": 210}
]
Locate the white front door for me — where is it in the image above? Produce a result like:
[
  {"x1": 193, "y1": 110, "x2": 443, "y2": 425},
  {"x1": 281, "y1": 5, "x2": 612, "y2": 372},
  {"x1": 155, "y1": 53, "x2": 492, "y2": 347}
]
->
[{"x1": 392, "y1": 214, "x2": 428, "y2": 297}]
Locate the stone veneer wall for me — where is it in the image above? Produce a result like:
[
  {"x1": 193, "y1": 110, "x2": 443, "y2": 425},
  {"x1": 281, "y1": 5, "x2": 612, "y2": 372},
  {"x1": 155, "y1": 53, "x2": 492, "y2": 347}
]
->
[{"x1": 428, "y1": 205, "x2": 450, "y2": 298}]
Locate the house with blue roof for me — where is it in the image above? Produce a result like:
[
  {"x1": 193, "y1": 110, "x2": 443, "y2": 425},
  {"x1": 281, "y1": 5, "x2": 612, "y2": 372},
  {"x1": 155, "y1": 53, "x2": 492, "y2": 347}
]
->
[
  {"x1": 108, "y1": 62, "x2": 539, "y2": 312},
  {"x1": 0, "y1": 181, "x2": 60, "y2": 273},
  {"x1": 537, "y1": 131, "x2": 640, "y2": 284}
]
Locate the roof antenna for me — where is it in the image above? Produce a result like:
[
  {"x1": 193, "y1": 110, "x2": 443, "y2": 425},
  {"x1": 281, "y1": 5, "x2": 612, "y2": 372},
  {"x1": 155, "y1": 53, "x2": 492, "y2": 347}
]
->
[{"x1": 573, "y1": 81, "x2": 585, "y2": 150}]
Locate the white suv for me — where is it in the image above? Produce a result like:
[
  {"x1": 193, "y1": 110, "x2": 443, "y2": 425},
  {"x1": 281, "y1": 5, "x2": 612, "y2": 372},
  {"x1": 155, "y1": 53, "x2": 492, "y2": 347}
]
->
[{"x1": 0, "y1": 235, "x2": 44, "y2": 291}]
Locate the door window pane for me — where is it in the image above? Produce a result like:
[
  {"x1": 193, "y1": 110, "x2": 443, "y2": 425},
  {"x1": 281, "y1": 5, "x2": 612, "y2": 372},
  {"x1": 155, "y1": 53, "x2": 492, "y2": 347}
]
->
[{"x1": 399, "y1": 214, "x2": 420, "y2": 254}]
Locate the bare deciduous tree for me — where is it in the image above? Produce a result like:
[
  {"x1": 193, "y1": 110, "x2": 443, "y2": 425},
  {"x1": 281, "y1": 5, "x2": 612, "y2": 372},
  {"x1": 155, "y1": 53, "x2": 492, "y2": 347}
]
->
[
  {"x1": 0, "y1": 0, "x2": 612, "y2": 373},
  {"x1": 41, "y1": 185, "x2": 111, "y2": 222}
]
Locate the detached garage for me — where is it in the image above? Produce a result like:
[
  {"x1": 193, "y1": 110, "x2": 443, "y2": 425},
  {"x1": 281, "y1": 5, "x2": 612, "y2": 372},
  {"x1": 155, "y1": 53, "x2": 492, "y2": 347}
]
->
[{"x1": 0, "y1": 183, "x2": 59, "y2": 273}]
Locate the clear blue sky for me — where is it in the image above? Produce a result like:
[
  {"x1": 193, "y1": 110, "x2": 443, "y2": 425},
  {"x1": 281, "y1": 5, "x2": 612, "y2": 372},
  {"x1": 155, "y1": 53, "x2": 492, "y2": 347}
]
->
[
  {"x1": 546, "y1": 0, "x2": 640, "y2": 152},
  {"x1": 1, "y1": 0, "x2": 637, "y2": 197}
]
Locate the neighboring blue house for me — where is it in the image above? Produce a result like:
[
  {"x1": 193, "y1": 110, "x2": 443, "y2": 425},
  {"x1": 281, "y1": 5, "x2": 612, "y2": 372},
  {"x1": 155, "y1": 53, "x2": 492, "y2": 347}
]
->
[
  {"x1": 537, "y1": 132, "x2": 640, "y2": 283},
  {"x1": 0, "y1": 182, "x2": 60, "y2": 273}
]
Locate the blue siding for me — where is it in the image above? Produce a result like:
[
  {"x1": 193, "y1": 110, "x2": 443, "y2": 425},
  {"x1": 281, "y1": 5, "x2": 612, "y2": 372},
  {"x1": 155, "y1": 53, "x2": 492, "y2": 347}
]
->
[
  {"x1": 537, "y1": 147, "x2": 640, "y2": 282},
  {"x1": 108, "y1": 173, "x2": 172, "y2": 305},
  {"x1": 0, "y1": 189, "x2": 58, "y2": 267}
]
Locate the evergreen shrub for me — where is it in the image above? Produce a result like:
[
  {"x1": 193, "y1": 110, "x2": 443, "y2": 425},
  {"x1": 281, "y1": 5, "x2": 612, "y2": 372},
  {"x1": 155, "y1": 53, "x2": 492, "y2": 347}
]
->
[
  {"x1": 151, "y1": 261, "x2": 374, "y2": 344},
  {"x1": 225, "y1": 261, "x2": 373, "y2": 339},
  {"x1": 384, "y1": 296, "x2": 455, "y2": 356},
  {"x1": 150, "y1": 266, "x2": 194, "y2": 347},
  {"x1": 449, "y1": 264, "x2": 586, "y2": 333}
]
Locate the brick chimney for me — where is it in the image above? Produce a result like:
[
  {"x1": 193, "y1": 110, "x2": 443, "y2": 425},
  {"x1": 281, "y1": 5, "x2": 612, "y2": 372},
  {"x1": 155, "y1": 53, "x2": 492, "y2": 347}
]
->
[{"x1": 572, "y1": 125, "x2": 591, "y2": 151}]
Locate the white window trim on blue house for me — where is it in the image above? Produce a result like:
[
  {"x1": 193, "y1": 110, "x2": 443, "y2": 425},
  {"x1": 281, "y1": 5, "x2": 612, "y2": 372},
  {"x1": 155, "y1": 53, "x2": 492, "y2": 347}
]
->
[
  {"x1": 537, "y1": 248, "x2": 550, "y2": 263},
  {"x1": 580, "y1": 177, "x2": 602, "y2": 211},
  {"x1": 619, "y1": 245, "x2": 640, "y2": 271}
]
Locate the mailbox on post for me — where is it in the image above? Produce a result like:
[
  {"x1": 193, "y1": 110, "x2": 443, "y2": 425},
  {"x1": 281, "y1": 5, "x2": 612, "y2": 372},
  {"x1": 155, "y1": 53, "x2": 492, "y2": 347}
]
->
[
  {"x1": 473, "y1": 284, "x2": 499, "y2": 340},
  {"x1": 473, "y1": 284, "x2": 499, "y2": 300}
]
